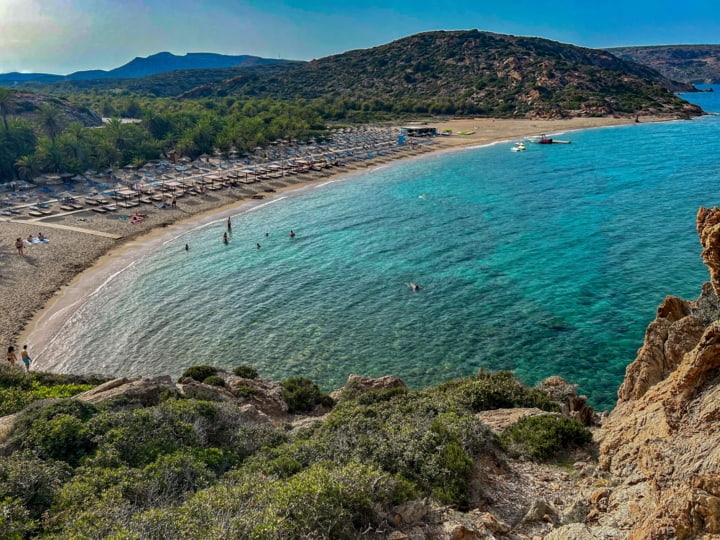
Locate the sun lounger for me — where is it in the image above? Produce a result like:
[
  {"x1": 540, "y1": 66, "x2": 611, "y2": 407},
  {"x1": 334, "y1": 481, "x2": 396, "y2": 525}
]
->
[
  {"x1": 91, "y1": 207, "x2": 107, "y2": 214},
  {"x1": 60, "y1": 205, "x2": 75, "y2": 212},
  {"x1": 28, "y1": 211, "x2": 43, "y2": 217}
]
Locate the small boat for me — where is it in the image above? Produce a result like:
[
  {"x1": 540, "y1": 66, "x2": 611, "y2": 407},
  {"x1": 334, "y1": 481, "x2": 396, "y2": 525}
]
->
[
  {"x1": 511, "y1": 142, "x2": 526, "y2": 152},
  {"x1": 527, "y1": 134, "x2": 571, "y2": 145}
]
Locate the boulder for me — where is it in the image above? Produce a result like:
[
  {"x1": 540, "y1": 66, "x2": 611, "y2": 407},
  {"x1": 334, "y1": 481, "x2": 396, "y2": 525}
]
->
[
  {"x1": 330, "y1": 374, "x2": 407, "y2": 402},
  {"x1": 76, "y1": 376, "x2": 174, "y2": 406}
]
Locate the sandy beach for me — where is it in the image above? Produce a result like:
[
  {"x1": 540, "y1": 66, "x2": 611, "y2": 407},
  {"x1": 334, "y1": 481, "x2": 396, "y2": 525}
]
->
[{"x1": 1, "y1": 115, "x2": 677, "y2": 361}]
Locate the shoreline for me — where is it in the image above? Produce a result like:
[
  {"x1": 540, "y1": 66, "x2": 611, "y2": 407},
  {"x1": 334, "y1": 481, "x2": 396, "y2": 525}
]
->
[{"x1": 3, "y1": 115, "x2": 678, "y2": 369}]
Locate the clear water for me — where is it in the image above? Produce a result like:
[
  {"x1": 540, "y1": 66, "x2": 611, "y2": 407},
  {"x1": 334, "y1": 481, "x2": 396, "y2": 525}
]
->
[{"x1": 36, "y1": 87, "x2": 720, "y2": 410}]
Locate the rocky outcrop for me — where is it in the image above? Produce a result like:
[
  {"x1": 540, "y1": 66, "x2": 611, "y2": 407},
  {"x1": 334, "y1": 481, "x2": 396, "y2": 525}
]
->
[
  {"x1": 555, "y1": 206, "x2": 720, "y2": 539},
  {"x1": 330, "y1": 373, "x2": 407, "y2": 402}
]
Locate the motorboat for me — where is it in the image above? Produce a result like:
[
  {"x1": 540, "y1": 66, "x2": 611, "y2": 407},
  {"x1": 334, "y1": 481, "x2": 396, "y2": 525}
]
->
[{"x1": 511, "y1": 142, "x2": 527, "y2": 152}]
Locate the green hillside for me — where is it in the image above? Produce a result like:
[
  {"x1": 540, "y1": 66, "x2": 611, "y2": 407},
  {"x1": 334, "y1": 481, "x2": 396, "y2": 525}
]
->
[{"x1": 183, "y1": 30, "x2": 699, "y2": 118}]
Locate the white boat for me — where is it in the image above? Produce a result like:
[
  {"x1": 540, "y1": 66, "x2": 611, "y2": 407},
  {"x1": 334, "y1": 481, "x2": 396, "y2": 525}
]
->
[{"x1": 511, "y1": 142, "x2": 526, "y2": 152}]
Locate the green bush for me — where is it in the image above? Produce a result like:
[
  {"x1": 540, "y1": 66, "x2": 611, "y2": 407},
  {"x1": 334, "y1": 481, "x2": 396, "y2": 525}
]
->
[
  {"x1": 499, "y1": 414, "x2": 592, "y2": 461},
  {"x1": 429, "y1": 370, "x2": 558, "y2": 412},
  {"x1": 203, "y1": 375, "x2": 226, "y2": 387},
  {"x1": 0, "y1": 454, "x2": 71, "y2": 517},
  {"x1": 179, "y1": 365, "x2": 217, "y2": 383},
  {"x1": 11, "y1": 400, "x2": 99, "y2": 465},
  {"x1": 232, "y1": 365, "x2": 258, "y2": 379},
  {"x1": 280, "y1": 377, "x2": 334, "y2": 414}
]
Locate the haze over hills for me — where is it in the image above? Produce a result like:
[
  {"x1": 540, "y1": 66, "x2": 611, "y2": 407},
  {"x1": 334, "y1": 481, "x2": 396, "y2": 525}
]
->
[
  {"x1": 0, "y1": 52, "x2": 292, "y2": 86},
  {"x1": 607, "y1": 45, "x2": 720, "y2": 85}
]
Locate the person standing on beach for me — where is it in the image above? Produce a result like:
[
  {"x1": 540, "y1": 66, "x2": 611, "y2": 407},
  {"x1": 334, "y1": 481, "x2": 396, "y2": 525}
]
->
[
  {"x1": 15, "y1": 238, "x2": 24, "y2": 256},
  {"x1": 6, "y1": 346, "x2": 17, "y2": 365},
  {"x1": 20, "y1": 345, "x2": 31, "y2": 372}
]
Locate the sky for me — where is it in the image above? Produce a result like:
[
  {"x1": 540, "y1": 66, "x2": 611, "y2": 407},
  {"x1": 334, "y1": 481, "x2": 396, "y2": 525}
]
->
[{"x1": 1, "y1": 0, "x2": 719, "y2": 75}]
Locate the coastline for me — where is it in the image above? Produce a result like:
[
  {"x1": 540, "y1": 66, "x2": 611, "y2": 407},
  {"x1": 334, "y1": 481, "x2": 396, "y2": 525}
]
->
[{"x1": 3, "y1": 115, "x2": 676, "y2": 366}]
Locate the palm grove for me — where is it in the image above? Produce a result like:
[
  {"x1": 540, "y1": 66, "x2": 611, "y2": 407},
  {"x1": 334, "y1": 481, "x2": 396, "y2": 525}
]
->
[{"x1": 0, "y1": 87, "x2": 330, "y2": 183}]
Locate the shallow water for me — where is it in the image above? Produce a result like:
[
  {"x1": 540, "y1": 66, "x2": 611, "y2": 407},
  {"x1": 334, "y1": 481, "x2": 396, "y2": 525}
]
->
[{"x1": 35, "y1": 87, "x2": 720, "y2": 410}]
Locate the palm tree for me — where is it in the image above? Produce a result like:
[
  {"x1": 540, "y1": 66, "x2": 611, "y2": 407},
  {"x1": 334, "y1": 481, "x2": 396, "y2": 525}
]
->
[
  {"x1": 15, "y1": 154, "x2": 38, "y2": 181},
  {"x1": 38, "y1": 103, "x2": 63, "y2": 143},
  {"x1": 0, "y1": 88, "x2": 14, "y2": 132}
]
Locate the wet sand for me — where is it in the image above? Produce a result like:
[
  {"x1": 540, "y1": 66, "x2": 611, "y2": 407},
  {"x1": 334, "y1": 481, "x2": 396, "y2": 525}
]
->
[{"x1": 1, "y1": 115, "x2": 677, "y2": 362}]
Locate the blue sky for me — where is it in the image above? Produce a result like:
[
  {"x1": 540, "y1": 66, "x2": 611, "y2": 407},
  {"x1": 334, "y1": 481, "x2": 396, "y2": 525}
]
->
[{"x1": 1, "y1": 0, "x2": 718, "y2": 74}]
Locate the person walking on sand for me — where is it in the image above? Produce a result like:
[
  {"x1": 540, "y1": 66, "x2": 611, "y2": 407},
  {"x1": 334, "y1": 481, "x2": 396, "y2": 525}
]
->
[
  {"x1": 15, "y1": 238, "x2": 24, "y2": 256},
  {"x1": 6, "y1": 346, "x2": 17, "y2": 365},
  {"x1": 20, "y1": 345, "x2": 31, "y2": 372}
]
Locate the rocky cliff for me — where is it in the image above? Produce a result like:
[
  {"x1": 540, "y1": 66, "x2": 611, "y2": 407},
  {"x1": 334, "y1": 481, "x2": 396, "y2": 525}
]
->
[{"x1": 549, "y1": 206, "x2": 720, "y2": 539}]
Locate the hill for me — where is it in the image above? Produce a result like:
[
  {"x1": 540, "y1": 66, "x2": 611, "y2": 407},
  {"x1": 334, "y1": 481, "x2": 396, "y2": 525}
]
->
[
  {"x1": 607, "y1": 45, "x2": 720, "y2": 85},
  {"x1": 0, "y1": 52, "x2": 292, "y2": 86},
  {"x1": 0, "y1": 89, "x2": 102, "y2": 127},
  {"x1": 183, "y1": 30, "x2": 700, "y2": 118}
]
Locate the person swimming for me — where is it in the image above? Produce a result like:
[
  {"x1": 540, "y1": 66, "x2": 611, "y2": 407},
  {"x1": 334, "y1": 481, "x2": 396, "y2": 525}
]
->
[
  {"x1": 223, "y1": 232, "x2": 229, "y2": 245},
  {"x1": 408, "y1": 282, "x2": 421, "y2": 292}
]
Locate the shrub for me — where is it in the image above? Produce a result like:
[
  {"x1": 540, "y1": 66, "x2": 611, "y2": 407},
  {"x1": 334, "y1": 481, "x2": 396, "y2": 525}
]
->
[
  {"x1": 232, "y1": 365, "x2": 258, "y2": 379},
  {"x1": 179, "y1": 365, "x2": 217, "y2": 383},
  {"x1": 280, "y1": 377, "x2": 334, "y2": 414},
  {"x1": 499, "y1": 414, "x2": 592, "y2": 461},
  {"x1": 234, "y1": 384, "x2": 256, "y2": 398},
  {"x1": 0, "y1": 454, "x2": 71, "y2": 517},
  {"x1": 203, "y1": 375, "x2": 226, "y2": 387},
  {"x1": 430, "y1": 370, "x2": 559, "y2": 412},
  {"x1": 10, "y1": 400, "x2": 99, "y2": 465}
]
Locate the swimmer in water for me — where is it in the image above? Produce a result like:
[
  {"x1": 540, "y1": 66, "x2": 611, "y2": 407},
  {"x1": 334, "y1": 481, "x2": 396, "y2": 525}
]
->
[{"x1": 408, "y1": 282, "x2": 421, "y2": 292}]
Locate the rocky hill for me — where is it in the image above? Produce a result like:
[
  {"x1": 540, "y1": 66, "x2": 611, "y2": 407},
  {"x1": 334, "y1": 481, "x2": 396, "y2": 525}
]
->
[
  {"x1": 3, "y1": 90, "x2": 102, "y2": 127},
  {"x1": 184, "y1": 30, "x2": 700, "y2": 119},
  {"x1": 608, "y1": 45, "x2": 720, "y2": 85}
]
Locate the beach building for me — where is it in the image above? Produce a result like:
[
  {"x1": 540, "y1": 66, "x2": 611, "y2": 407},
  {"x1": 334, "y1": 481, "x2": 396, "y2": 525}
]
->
[{"x1": 401, "y1": 126, "x2": 437, "y2": 137}]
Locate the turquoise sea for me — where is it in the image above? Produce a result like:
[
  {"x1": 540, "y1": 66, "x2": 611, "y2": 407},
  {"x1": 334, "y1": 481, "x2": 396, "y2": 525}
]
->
[{"x1": 36, "y1": 87, "x2": 720, "y2": 410}]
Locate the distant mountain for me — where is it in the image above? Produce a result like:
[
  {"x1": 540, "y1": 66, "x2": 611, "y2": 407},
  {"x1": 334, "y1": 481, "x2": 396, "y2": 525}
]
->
[
  {"x1": 182, "y1": 30, "x2": 699, "y2": 118},
  {"x1": 0, "y1": 52, "x2": 290, "y2": 86},
  {"x1": 34, "y1": 62, "x2": 307, "y2": 97},
  {"x1": 607, "y1": 45, "x2": 720, "y2": 85}
]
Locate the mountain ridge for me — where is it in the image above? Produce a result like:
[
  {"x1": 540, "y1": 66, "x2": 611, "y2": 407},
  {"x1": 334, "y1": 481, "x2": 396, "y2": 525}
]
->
[
  {"x1": 0, "y1": 51, "x2": 293, "y2": 85},
  {"x1": 607, "y1": 44, "x2": 720, "y2": 85}
]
